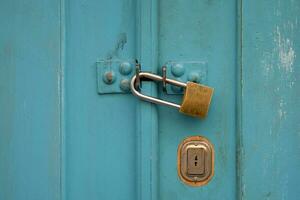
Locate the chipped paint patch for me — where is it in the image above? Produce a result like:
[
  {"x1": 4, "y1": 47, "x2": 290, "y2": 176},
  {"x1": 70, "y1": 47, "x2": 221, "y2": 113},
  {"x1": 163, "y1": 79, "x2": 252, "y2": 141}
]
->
[
  {"x1": 261, "y1": 51, "x2": 274, "y2": 76},
  {"x1": 278, "y1": 98, "x2": 287, "y2": 120},
  {"x1": 260, "y1": 21, "x2": 299, "y2": 128},
  {"x1": 261, "y1": 22, "x2": 297, "y2": 88},
  {"x1": 106, "y1": 33, "x2": 127, "y2": 59},
  {"x1": 274, "y1": 26, "x2": 296, "y2": 74}
]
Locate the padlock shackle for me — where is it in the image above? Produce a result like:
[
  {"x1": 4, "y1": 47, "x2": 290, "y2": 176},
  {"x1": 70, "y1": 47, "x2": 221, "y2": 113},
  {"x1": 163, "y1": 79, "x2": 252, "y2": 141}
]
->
[{"x1": 130, "y1": 72, "x2": 186, "y2": 109}]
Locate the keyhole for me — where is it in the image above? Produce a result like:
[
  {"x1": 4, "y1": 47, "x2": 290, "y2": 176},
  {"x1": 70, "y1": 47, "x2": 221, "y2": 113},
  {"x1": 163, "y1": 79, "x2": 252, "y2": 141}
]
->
[{"x1": 194, "y1": 155, "x2": 198, "y2": 166}]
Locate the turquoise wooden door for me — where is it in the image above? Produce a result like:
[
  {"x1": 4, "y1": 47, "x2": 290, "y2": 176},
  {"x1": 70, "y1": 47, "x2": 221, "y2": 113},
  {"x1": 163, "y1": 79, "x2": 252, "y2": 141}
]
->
[{"x1": 1, "y1": 0, "x2": 300, "y2": 199}]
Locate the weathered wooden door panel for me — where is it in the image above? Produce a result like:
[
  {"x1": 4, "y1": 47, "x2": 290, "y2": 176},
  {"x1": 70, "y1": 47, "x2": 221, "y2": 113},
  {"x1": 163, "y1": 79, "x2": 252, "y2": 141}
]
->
[
  {"x1": 64, "y1": 0, "x2": 137, "y2": 199},
  {"x1": 158, "y1": 0, "x2": 237, "y2": 199},
  {"x1": 1, "y1": 0, "x2": 300, "y2": 200},
  {"x1": 0, "y1": 0, "x2": 61, "y2": 199},
  {"x1": 241, "y1": 1, "x2": 300, "y2": 199}
]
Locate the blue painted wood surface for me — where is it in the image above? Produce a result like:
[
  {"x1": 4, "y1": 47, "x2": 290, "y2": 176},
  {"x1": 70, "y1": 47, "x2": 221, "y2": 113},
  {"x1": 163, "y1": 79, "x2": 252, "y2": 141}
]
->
[
  {"x1": 241, "y1": 0, "x2": 300, "y2": 199},
  {"x1": 0, "y1": 0, "x2": 300, "y2": 200},
  {"x1": 0, "y1": 0, "x2": 61, "y2": 199},
  {"x1": 158, "y1": 0, "x2": 237, "y2": 199},
  {"x1": 64, "y1": 0, "x2": 137, "y2": 199}
]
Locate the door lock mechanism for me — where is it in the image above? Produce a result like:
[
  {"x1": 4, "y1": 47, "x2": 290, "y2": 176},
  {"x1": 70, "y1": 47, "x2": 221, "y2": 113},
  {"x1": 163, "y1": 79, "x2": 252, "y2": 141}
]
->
[
  {"x1": 130, "y1": 71, "x2": 214, "y2": 118},
  {"x1": 177, "y1": 136, "x2": 214, "y2": 186}
]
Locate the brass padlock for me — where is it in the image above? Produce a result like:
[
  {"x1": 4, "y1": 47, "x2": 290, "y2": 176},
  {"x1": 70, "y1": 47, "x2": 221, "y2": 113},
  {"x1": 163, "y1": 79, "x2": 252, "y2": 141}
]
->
[
  {"x1": 130, "y1": 72, "x2": 214, "y2": 118},
  {"x1": 179, "y1": 82, "x2": 214, "y2": 118}
]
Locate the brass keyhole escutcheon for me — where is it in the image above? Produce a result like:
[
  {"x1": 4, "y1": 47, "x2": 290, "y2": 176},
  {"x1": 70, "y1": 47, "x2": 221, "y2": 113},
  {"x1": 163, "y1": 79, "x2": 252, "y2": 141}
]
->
[{"x1": 177, "y1": 136, "x2": 214, "y2": 186}]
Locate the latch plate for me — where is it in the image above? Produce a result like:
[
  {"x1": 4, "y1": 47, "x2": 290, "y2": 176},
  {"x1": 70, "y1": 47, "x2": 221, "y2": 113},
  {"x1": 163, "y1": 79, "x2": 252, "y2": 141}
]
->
[
  {"x1": 96, "y1": 59, "x2": 135, "y2": 94},
  {"x1": 163, "y1": 61, "x2": 207, "y2": 94},
  {"x1": 177, "y1": 136, "x2": 214, "y2": 186}
]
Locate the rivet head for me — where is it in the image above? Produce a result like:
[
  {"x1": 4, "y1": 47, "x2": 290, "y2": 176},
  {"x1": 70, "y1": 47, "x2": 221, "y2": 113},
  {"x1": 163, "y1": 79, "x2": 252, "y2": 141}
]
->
[
  {"x1": 119, "y1": 62, "x2": 133, "y2": 75},
  {"x1": 120, "y1": 79, "x2": 130, "y2": 92},
  {"x1": 188, "y1": 72, "x2": 200, "y2": 83},
  {"x1": 171, "y1": 78, "x2": 184, "y2": 93},
  {"x1": 103, "y1": 71, "x2": 116, "y2": 84},
  {"x1": 171, "y1": 64, "x2": 185, "y2": 77}
]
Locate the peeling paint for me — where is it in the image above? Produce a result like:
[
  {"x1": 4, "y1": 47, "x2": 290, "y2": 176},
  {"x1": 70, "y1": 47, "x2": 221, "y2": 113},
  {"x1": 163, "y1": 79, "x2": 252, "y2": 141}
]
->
[
  {"x1": 274, "y1": 26, "x2": 296, "y2": 74},
  {"x1": 278, "y1": 98, "x2": 287, "y2": 120},
  {"x1": 262, "y1": 23, "x2": 297, "y2": 87},
  {"x1": 242, "y1": 1, "x2": 300, "y2": 199},
  {"x1": 106, "y1": 33, "x2": 127, "y2": 59}
]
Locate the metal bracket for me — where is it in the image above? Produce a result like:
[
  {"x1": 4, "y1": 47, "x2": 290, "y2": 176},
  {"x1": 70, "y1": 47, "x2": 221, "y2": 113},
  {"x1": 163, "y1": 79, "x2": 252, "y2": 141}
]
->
[
  {"x1": 96, "y1": 59, "x2": 135, "y2": 94},
  {"x1": 162, "y1": 61, "x2": 207, "y2": 94},
  {"x1": 97, "y1": 60, "x2": 207, "y2": 94}
]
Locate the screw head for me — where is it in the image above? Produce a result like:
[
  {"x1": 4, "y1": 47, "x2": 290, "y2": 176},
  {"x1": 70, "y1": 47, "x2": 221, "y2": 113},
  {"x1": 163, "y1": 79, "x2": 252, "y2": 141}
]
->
[
  {"x1": 188, "y1": 72, "x2": 200, "y2": 83},
  {"x1": 103, "y1": 71, "x2": 116, "y2": 84},
  {"x1": 119, "y1": 62, "x2": 133, "y2": 75},
  {"x1": 171, "y1": 63, "x2": 185, "y2": 77},
  {"x1": 120, "y1": 79, "x2": 131, "y2": 92}
]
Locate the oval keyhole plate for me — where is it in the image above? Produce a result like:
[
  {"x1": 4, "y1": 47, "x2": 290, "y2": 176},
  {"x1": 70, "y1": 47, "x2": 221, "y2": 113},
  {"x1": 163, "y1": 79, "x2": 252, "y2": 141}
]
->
[{"x1": 177, "y1": 136, "x2": 214, "y2": 186}]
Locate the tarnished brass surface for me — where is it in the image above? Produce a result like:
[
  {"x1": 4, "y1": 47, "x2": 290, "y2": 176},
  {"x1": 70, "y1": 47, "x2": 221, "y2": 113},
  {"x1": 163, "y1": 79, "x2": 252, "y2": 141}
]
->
[
  {"x1": 179, "y1": 82, "x2": 214, "y2": 118},
  {"x1": 177, "y1": 136, "x2": 214, "y2": 187}
]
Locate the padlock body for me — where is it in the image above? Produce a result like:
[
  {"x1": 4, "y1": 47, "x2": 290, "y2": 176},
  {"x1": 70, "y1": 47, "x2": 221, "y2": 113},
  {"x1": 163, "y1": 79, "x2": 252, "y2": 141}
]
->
[{"x1": 179, "y1": 82, "x2": 214, "y2": 118}]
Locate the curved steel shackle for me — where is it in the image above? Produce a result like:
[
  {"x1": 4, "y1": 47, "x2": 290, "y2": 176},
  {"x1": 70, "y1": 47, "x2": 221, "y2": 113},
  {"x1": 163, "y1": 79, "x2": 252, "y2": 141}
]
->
[{"x1": 130, "y1": 72, "x2": 187, "y2": 109}]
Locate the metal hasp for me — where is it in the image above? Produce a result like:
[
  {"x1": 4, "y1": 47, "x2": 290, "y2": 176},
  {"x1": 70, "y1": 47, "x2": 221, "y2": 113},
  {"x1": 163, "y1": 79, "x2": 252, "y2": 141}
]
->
[
  {"x1": 163, "y1": 61, "x2": 207, "y2": 94},
  {"x1": 130, "y1": 72, "x2": 214, "y2": 118},
  {"x1": 97, "y1": 60, "x2": 207, "y2": 94},
  {"x1": 177, "y1": 136, "x2": 214, "y2": 187}
]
